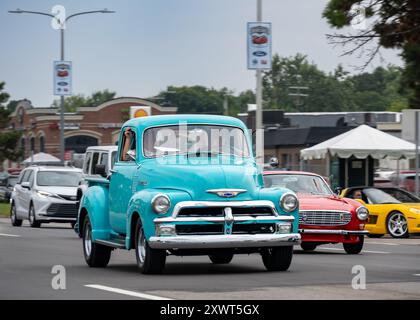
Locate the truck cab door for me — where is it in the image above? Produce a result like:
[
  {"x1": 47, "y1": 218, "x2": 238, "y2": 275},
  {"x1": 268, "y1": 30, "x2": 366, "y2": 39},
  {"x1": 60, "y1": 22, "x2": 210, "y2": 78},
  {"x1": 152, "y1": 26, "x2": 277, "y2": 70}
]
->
[{"x1": 109, "y1": 127, "x2": 137, "y2": 234}]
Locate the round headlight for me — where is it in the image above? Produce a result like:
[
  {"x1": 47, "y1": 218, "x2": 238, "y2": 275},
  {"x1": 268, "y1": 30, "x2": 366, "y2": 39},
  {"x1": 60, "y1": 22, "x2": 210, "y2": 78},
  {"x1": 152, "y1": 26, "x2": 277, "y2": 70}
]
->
[
  {"x1": 280, "y1": 193, "x2": 298, "y2": 212},
  {"x1": 151, "y1": 194, "x2": 171, "y2": 214},
  {"x1": 356, "y1": 206, "x2": 369, "y2": 221}
]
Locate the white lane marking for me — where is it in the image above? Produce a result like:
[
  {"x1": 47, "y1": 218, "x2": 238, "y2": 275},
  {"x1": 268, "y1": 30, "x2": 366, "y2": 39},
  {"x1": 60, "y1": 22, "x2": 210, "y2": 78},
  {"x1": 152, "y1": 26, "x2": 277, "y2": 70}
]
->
[
  {"x1": 0, "y1": 233, "x2": 21, "y2": 237},
  {"x1": 85, "y1": 284, "x2": 173, "y2": 300},
  {"x1": 365, "y1": 241, "x2": 399, "y2": 246},
  {"x1": 320, "y1": 247, "x2": 390, "y2": 254},
  {"x1": 413, "y1": 274, "x2": 420, "y2": 277}
]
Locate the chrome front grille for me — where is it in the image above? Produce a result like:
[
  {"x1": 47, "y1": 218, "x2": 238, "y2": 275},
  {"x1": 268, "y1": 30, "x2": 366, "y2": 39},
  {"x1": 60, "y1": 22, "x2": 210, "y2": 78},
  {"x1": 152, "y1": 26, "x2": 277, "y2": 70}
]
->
[
  {"x1": 299, "y1": 210, "x2": 352, "y2": 226},
  {"x1": 177, "y1": 206, "x2": 274, "y2": 217}
]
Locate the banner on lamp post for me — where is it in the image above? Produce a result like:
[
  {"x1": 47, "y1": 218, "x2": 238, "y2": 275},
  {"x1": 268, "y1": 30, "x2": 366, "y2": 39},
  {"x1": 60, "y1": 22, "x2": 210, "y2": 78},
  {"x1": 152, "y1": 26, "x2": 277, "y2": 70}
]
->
[
  {"x1": 54, "y1": 61, "x2": 72, "y2": 96},
  {"x1": 247, "y1": 22, "x2": 272, "y2": 70}
]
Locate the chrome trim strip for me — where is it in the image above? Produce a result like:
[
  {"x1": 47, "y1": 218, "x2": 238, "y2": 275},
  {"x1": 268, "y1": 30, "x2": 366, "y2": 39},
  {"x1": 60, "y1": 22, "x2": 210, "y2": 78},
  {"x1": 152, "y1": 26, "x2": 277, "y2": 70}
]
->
[
  {"x1": 38, "y1": 216, "x2": 77, "y2": 221},
  {"x1": 172, "y1": 200, "x2": 278, "y2": 217},
  {"x1": 149, "y1": 233, "x2": 301, "y2": 249},
  {"x1": 300, "y1": 209, "x2": 351, "y2": 213},
  {"x1": 154, "y1": 215, "x2": 294, "y2": 224},
  {"x1": 299, "y1": 229, "x2": 369, "y2": 235}
]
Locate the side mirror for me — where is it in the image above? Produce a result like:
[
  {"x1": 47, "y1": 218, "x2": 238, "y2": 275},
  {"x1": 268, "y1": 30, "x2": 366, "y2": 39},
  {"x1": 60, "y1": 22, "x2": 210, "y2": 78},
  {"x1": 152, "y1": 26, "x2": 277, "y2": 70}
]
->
[
  {"x1": 21, "y1": 181, "x2": 31, "y2": 189},
  {"x1": 269, "y1": 157, "x2": 279, "y2": 168},
  {"x1": 334, "y1": 187, "x2": 342, "y2": 196},
  {"x1": 355, "y1": 199, "x2": 367, "y2": 205},
  {"x1": 94, "y1": 164, "x2": 107, "y2": 178}
]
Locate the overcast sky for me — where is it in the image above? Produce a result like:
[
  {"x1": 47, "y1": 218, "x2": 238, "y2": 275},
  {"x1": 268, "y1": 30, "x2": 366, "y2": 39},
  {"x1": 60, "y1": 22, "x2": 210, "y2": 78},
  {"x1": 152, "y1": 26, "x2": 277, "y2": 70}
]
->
[{"x1": 0, "y1": 0, "x2": 402, "y2": 108}]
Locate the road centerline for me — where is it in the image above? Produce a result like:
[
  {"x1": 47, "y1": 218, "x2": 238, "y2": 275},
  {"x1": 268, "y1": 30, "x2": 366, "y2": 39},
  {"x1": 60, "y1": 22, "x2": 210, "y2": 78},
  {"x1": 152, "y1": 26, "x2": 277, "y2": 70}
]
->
[
  {"x1": 0, "y1": 233, "x2": 21, "y2": 237},
  {"x1": 85, "y1": 284, "x2": 173, "y2": 300}
]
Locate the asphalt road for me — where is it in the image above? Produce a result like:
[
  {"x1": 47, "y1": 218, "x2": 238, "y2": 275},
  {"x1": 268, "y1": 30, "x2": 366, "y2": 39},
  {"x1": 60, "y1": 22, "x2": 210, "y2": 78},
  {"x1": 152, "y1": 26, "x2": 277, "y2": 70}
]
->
[{"x1": 1, "y1": 217, "x2": 420, "y2": 300}]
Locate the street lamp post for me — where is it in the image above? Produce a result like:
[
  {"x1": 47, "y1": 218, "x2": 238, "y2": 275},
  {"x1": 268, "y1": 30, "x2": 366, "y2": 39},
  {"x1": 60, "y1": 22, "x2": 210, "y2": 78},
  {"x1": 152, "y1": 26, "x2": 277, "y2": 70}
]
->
[
  {"x1": 9, "y1": 8, "x2": 115, "y2": 164},
  {"x1": 255, "y1": 0, "x2": 264, "y2": 167}
]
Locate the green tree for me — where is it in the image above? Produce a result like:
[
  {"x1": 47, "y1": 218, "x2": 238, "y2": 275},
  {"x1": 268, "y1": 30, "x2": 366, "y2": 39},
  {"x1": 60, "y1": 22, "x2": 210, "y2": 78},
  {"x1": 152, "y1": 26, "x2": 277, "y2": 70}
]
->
[
  {"x1": 0, "y1": 82, "x2": 22, "y2": 162},
  {"x1": 159, "y1": 86, "x2": 225, "y2": 114},
  {"x1": 158, "y1": 86, "x2": 256, "y2": 116},
  {"x1": 51, "y1": 89, "x2": 116, "y2": 112},
  {"x1": 323, "y1": 0, "x2": 420, "y2": 108},
  {"x1": 262, "y1": 54, "x2": 358, "y2": 112}
]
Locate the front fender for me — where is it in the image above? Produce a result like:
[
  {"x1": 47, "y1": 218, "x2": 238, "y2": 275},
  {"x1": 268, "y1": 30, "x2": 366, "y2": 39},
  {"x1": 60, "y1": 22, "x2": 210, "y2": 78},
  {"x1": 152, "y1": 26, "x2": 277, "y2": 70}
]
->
[
  {"x1": 79, "y1": 185, "x2": 111, "y2": 241},
  {"x1": 126, "y1": 189, "x2": 192, "y2": 245},
  {"x1": 258, "y1": 187, "x2": 299, "y2": 232}
]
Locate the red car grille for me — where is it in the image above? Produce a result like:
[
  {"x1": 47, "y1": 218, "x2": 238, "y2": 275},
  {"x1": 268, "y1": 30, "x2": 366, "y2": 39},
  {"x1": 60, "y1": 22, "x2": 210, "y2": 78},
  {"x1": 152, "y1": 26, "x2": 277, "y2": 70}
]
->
[{"x1": 299, "y1": 210, "x2": 352, "y2": 226}]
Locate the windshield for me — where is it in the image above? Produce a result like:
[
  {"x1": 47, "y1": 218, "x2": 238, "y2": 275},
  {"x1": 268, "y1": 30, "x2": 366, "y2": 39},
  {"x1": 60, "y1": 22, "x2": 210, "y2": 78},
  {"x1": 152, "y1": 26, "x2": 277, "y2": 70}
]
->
[
  {"x1": 264, "y1": 174, "x2": 332, "y2": 196},
  {"x1": 143, "y1": 125, "x2": 250, "y2": 158},
  {"x1": 364, "y1": 188, "x2": 401, "y2": 204},
  {"x1": 37, "y1": 171, "x2": 82, "y2": 187},
  {"x1": 382, "y1": 188, "x2": 420, "y2": 203}
]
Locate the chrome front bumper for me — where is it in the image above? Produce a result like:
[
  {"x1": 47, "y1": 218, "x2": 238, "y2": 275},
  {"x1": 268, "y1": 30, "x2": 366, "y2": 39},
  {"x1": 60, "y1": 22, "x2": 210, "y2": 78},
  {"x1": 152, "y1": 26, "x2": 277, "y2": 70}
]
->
[
  {"x1": 299, "y1": 229, "x2": 369, "y2": 235},
  {"x1": 150, "y1": 200, "x2": 300, "y2": 249},
  {"x1": 149, "y1": 233, "x2": 301, "y2": 249}
]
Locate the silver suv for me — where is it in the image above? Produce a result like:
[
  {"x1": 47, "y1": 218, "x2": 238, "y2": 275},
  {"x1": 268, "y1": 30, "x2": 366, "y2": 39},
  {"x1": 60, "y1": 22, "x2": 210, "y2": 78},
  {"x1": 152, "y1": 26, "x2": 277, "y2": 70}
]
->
[{"x1": 10, "y1": 166, "x2": 83, "y2": 228}]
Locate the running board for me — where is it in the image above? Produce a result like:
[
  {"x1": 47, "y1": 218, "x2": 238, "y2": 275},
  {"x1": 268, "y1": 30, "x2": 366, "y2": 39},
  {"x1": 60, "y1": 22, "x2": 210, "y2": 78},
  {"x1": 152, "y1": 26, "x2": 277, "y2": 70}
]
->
[{"x1": 95, "y1": 239, "x2": 126, "y2": 249}]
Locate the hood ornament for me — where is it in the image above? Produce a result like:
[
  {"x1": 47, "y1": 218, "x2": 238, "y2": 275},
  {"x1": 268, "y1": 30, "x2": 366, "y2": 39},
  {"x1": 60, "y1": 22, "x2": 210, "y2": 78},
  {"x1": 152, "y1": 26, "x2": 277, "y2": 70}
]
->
[{"x1": 206, "y1": 189, "x2": 247, "y2": 198}]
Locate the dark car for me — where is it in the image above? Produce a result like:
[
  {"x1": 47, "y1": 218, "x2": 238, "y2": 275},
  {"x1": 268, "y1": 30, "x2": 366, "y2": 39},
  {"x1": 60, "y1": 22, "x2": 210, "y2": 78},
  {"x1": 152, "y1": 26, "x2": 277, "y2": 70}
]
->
[{"x1": 0, "y1": 175, "x2": 19, "y2": 202}]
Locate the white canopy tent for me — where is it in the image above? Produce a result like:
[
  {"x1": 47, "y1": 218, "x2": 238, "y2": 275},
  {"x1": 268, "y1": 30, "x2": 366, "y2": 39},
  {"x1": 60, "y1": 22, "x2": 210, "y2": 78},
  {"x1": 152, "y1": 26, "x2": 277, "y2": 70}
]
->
[
  {"x1": 300, "y1": 125, "x2": 417, "y2": 187},
  {"x1": 22, "y1": 152, "x2": 61, "y2": 165},
  {"x1": 301, "y1": 125, "x2": 416, "y2": 160}
]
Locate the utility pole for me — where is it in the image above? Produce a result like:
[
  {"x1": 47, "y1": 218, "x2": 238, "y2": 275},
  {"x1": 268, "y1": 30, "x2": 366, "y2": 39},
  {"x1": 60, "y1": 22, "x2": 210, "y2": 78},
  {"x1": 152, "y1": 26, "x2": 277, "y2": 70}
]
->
[
  {"x1": 255, "y1": 0, "x2": 264, "y2": 167},
  {"x1": 223, "y1": 95, "x2": 229, "y2": 116}
]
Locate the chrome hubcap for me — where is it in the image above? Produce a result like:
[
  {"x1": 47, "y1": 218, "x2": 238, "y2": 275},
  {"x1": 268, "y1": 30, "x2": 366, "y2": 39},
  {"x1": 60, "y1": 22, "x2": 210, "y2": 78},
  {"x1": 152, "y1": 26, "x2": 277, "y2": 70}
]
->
[
  {"x1": 137, "y1": 228, "x2": 146, "y2": 264},
  {"x1": 84, "y1": 225, "x2": 92, "y2": 257},
  {"x1": 388, "y1": 213, "x2": 407, "y2": 236}
]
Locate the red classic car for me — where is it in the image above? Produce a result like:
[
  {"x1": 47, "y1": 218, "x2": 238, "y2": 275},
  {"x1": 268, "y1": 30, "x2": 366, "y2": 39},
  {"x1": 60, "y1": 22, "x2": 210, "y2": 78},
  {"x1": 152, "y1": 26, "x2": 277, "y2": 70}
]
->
[{"x1": 263, "y1": 171, "x2": 369, "y2": 254}]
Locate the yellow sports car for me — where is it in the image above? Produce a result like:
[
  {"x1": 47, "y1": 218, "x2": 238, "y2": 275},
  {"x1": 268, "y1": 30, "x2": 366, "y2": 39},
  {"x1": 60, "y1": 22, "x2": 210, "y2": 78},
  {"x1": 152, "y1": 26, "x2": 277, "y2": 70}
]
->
[{"x1": 340, "y1": 187, "x2": 420, "y2": 238}]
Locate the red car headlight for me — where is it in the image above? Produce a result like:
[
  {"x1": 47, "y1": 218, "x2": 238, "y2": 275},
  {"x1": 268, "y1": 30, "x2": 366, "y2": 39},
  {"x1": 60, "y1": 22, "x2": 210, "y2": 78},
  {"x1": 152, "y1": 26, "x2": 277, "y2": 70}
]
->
[{"x1": 356, "y1": 206, "x2": 369, "y2": 221}]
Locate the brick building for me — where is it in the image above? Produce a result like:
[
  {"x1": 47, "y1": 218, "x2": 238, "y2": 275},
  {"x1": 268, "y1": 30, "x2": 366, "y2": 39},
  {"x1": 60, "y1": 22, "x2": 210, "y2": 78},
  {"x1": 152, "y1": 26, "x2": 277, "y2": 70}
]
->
[{"x1": 7, "y1": 97, "x2": 177, "y2": 161}]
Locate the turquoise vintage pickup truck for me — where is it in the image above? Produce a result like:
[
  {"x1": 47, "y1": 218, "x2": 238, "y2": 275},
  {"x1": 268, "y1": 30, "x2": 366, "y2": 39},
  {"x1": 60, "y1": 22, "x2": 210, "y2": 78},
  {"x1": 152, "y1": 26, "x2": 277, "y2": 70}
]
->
[{"x1": 76, "y1": 114, "x2": 300, "y2": 274}]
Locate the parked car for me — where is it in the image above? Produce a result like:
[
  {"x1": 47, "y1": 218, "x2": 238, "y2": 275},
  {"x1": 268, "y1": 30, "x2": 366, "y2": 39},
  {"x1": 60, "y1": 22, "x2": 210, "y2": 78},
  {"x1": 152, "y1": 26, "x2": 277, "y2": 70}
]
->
[
  {"x1": 388, "y1": 171, "x2": 417, "y2": 193},
  {"x1": 264, "y1": 171, "x2": 369, "y2": 254},
  {"x1": 74, "y1": 145, "x2": 118, "y2": 237},
  {"x1": 77, "y1": 115, "x2": 301, "y2": 274},
  {"x1": 10, "y1": 166, "x2": 83, "y2": 228},
  {"x1": 0, "y1": 174, "x2": 19, "y2": 202},
  {"x1": 340, "y1": 186, "x2": 420, "y2": 238}
]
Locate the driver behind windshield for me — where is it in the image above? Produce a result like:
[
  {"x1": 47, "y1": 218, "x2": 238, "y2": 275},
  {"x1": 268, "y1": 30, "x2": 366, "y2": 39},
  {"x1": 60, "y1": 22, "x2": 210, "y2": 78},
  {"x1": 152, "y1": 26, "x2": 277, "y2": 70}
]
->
[{"x1": 353, "y1": 189, "x2": 363, "y2": 200}]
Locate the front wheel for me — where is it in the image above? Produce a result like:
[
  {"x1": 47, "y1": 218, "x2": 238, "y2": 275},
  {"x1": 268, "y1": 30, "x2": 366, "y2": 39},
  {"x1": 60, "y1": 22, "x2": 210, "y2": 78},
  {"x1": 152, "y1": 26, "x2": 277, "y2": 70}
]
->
[
  {"x1": 209, "y1": 251, "x2": 234, "y2": 264},
  {"x1": 343, "y1": 236, "x2": 364, "y2": 254},
  {"x1": 29, "y1": 205, "x2": 41, "y2": 228},
  {"x1": 10, "y1": 203, "x2": 22, "y2": 227},
  {"x1": 387, "y1": 211, "x2": 409, "y2": 238},
  {"x1": 261, "y1": 246, "x2": 293, "y2": 271},
  {"x1": 135, "y1": 219, "x2": 166, "y2": 274},
  {"x1": 83, "y1": 217, "x2": 111, "y2": 267}
]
